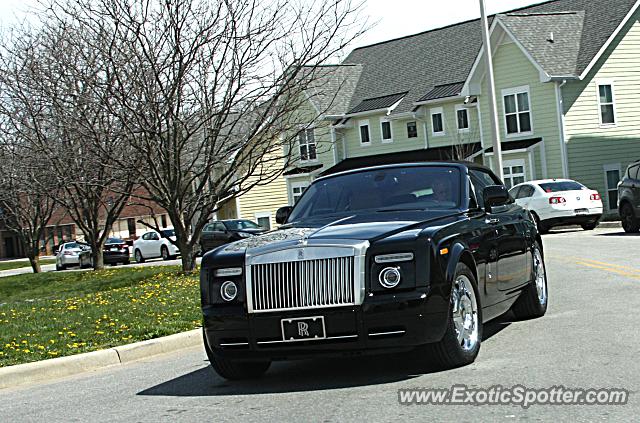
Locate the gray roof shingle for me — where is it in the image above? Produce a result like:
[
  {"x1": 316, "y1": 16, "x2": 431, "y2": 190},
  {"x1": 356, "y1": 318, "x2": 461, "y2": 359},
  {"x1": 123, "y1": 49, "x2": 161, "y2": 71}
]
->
[
  {"x1": 342, "y1": 0, "x2": 638, "y2": 116},
  {"x1": 303, "y1": 64, "x2": 363, "y2": 116},
  {"x1": 347, "y1": 92, "x2": 407, "y2": 114}
]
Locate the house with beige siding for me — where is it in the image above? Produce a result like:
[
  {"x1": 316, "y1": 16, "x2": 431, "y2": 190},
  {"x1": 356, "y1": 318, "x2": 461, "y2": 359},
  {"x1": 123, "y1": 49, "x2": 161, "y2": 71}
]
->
[{"x1": 284, "y1": 0, "x2": 640, "y2": 219}]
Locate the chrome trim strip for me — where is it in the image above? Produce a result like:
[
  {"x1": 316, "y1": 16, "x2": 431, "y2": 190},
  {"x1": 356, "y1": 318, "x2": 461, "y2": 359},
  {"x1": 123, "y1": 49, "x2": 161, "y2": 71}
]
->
[
  {"x1": 368, "y1": 330, "x2": 406, "y2": 337},
  {"x1": 219, "y1": 342, "x2": 250, "y2": 347},
  {"x1": 374, "y1": 252, "x2": 414, "y2": 264},
  {"x1": 256, "y1": 334, "x2": 358, "y2": 345}
]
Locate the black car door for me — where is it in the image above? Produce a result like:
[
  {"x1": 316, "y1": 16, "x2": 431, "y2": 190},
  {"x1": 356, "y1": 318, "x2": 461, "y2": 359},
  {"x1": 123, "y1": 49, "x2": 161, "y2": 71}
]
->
[
  {"x1": 212, "y1": 222, "x2": 228, "y2": 246},
  {"x1": 200, "y1": 224, "x2": 216, "y2": 251},
  {"x1": 470, "y1": 169, "x2": 528, "y2": 294}
]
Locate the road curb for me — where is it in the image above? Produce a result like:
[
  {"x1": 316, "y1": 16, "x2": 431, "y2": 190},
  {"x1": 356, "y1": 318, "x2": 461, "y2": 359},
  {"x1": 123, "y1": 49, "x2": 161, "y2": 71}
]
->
[{"x1": 0, "y1": 329, "x2": 202, "y2": 390}]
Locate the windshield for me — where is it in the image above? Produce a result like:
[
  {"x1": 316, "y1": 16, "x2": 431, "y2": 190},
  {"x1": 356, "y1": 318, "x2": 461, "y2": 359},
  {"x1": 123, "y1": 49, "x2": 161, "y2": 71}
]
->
[
  {"x1": 288, "y1": 166, "x2": 462, "y2": 222},
  {"x1": 224, "y1": 220, "x2": 261, "y2": 230},
  {"x1": 160, "y1": 229, "x2": 175, "y2": 238},
  {"x1": 539, "y1": 181, "x2": 585, "y2": 193}
]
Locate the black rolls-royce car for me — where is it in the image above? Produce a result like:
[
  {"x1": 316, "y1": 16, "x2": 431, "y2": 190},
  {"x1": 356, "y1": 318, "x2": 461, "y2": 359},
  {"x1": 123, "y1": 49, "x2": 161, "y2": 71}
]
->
[{"x1": 200, "y1": 162, "x2": 548, "y2": 380}]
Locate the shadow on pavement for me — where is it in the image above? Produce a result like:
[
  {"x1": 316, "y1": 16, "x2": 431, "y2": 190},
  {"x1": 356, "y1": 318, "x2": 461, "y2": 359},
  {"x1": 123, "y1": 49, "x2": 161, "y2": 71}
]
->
[
  {"x1": 596, "y1": 231, "x2": 637, "y2": 237},
  {"x1": 138, "y1": 318, "x2": 511, "y2": 397}
]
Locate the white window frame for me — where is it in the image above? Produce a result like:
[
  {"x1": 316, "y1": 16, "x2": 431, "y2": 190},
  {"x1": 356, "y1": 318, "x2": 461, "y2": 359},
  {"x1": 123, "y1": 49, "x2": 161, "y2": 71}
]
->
[
  {"x1": 596, "y1": 79, "x2": 617, "y2": 128},
  {"x1": 603, "y1": 163, "x2": 621, "y2": 211},
  {"x1": 502, "y1": 85, "x2": 533, "y2": 138},
  {"x1": 290, "y1": 182, "x2": 309, "y2": 205},
  {"x1": 455, "y1": 105, "x2": 470, "y2": 133},
  {"x1": 430, "y1": 107, "x2": 445, "y2": 137},
  {"x1": 298, "y1": 127, "x2": 317, "y2": 163},
  {"x1": 380, "y1": 118, "x2": 393, "y2": 143},
  {"x1": 502, "y1": 159, "x2": 527, "y2": 189},
  {"x1": 358, "y1": 119, "x2": 371, "y2": 146},
  {"x1": 254, "y1": 211, "x2": 272, "y2": 230}
]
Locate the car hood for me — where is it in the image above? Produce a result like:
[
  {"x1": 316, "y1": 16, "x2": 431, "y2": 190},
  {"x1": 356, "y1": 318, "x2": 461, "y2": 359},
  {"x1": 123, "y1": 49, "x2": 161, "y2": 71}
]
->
[{"x1": 221, "y1": 210, "x2": 461, "y2": 254}]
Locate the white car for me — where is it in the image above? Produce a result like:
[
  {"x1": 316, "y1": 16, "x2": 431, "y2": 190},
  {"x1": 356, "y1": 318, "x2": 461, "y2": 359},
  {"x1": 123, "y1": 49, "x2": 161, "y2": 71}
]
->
[
  {"x1": 55, "y1": 241, "x2": 90, "y2": 271},
  {"x1": 509, "y1": 179, "x2": 603, "y2": 233},
  {"x1": 133, "y1": 229, "x2": 180, "y2": 262}
]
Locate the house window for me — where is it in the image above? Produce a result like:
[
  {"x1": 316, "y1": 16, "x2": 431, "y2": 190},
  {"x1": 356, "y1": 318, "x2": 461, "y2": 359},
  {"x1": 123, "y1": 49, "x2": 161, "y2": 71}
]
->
[
  {"x1": 291, "y1": 182, "x2": 308, "y2": 204},
  {"x1": 456, "y1": 106, "x2": 469, "y2": 132},
  {"x1": 597, "y1": 82, "x2": 616, "y2": 126},
  {"x1": 502, "y1": 86, "x2": 532, "y2": 136},
  {"x1": 604, "y1": 164, "x2": 621, "y2": 210},
  {"x1": 298, "y1": 128, "x2": 317, "y2": 161},
  {"x1": 127, "y1": 218, "x2": 136, "y2": 238},
  {"x1": 407, "y1": 121, "x2": 418, "y2": 138},
  {"x1": 359, "y1": 120, "x2": 371, "y2": 145},
  {"x1": 255, "y1": 212, "x2": 272, "y2": 230},
  {"x1": 161, "y1": 214, "x2": 168, "y2": 228},
  {"x1": 502, "y1": 160, "x2": 526, "y2": 189},
  {"x1": 381, "y1": 119, "x2": 393, "y2": 143},
  {"x1": 430, "y1": 108, "x2": 444, "y2": 136}
]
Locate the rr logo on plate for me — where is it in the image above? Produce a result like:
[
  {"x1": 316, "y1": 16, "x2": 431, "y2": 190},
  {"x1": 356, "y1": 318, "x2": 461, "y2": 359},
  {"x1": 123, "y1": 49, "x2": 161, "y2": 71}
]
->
[{"x1": 297, "y1": 321, "x2": 310, "y2": 337}]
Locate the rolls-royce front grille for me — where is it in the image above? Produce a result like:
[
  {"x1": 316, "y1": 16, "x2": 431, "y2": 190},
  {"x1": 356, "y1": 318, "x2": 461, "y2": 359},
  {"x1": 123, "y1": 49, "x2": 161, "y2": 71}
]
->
[{"x1": 249, "y1": 257, "x2": 355, "y2": 312}]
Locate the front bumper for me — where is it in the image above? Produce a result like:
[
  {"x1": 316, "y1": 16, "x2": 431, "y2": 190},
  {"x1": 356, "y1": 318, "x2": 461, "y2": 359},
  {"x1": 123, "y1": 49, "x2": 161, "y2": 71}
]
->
[
  {"x1": 60, "y1": 255, "x2": 80, "y2": 266},
  {"x1": 202, "y1": 288, "x2": 449, "y2": 361}
]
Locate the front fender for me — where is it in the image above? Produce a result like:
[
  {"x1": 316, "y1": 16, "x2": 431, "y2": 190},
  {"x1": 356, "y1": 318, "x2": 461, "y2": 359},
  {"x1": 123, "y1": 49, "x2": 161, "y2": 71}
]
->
[{"x1": 444, "y1": 242, "x2": 476, "y2": 284}]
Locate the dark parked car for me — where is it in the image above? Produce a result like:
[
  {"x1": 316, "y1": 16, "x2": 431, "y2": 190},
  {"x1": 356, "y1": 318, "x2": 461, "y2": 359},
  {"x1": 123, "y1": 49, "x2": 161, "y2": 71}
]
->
[
  {"x1": 200, "y1": 162, "x2": 548, "y2": 380},
  {"x1": 199, "y1": 220, "x2": 267, "y2": 253},
  {"x1": 618, "y1": 159, "x2": 640, "y2": 233},
  {"x1": 79, "y1": 238, "x2": 131, "y2": 268}
]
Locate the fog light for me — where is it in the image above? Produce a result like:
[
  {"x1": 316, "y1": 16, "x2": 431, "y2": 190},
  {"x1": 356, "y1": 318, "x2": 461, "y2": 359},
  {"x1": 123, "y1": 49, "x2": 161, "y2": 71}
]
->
[
  {"x1": 379, "y1": 267, "x2": 401, "y2": 289},
  {"x1": 220, "y1": 281, "x2": 238, "y2": 302}
]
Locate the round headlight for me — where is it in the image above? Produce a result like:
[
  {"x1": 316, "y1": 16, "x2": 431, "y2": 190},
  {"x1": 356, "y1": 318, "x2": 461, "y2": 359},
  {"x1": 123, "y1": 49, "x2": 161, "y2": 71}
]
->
[
  {"x1": 379, "y1": 267, "x2": 401, "y2": 289},
  {"x1": 220, "y1": 281, "x2": 238, "y2": 302}
]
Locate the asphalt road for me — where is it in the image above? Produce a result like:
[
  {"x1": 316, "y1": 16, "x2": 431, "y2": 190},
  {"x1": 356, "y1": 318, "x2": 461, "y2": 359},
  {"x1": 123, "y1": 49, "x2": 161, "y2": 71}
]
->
[
  {"x1": 0, "y1": 256, "x2": 202, "y2": 278},
  {"x1": 1, "y1": 227, "x2": 638, "y2": 422}
]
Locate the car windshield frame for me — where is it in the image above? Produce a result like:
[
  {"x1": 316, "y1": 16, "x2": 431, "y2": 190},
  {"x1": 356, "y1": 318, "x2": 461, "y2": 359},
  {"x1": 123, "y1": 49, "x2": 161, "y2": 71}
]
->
[
  {"x1": 538, "y1": 181, "x2": 586, "y2": 193},
  {"x1": 223, "y1": 220, "x2": 261, "y2": 230},
  {"x1": 288, "y1": 164, "x2": 466, "y2": 222}
]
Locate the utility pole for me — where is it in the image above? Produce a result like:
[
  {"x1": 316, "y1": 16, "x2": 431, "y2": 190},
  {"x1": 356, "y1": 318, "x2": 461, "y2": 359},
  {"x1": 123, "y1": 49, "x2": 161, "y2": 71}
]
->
[{"x1": 479, "y1": 0, "x2": 504, "y2": 180}]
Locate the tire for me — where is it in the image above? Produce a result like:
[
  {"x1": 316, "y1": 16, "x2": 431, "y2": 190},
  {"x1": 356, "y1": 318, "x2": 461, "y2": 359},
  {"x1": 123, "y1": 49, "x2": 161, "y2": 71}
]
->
[
  {"x1": 161, "y1": 246, "x2": 170, "y2": 261},
  {"x1": 56, "y1": 262, "x2": 65, "y2": 271},
  {"x1": 426, "y1": 263, "x2": 482, "y2": 369},
  {"x1": 134, "y1": 249, "x2": 145, "y2": 263},
  {"x1": 123, "y1": 260, "x2": 130, "y2": 266},
  {"x1": 203, "y1": 329, "x2": 270, "y2": 380},
  {"x1": 620, "y1": 203, "x2": 640, "y2": 233},
  {"x1": 511, "y1": 242, "x2": 548, "y2": 319},
  {"x1": 531, "y1": 212, "x2": 549, "y2": 234},
  {"x1": 581, "y1": 222, "x2": 597, "y2": 231}
]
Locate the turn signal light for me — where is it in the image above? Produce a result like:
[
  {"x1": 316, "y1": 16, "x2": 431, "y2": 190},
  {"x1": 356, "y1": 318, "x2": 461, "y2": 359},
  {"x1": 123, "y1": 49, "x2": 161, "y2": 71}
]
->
[
  {"x1": 549, "y1": 197, "x2": 566, "y2": 204},
  {"x1": 590, "y1": 193, "x2": 601, "y2": 201}
]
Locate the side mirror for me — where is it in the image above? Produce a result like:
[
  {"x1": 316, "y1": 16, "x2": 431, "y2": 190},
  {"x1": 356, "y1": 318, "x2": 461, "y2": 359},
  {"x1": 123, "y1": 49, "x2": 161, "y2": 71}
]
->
[
  {"x1": 483, "y1": 185, "x2": 510, "y2": 212},
  {"x1": 275, "y1": 206, "x2": 293, "y2": 224}
]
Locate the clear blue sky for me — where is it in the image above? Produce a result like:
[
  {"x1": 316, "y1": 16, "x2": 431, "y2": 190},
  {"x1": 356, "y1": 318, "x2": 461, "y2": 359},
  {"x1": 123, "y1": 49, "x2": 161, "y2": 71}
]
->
[{"x1": 0, "y1": 0, "x2": 545, "y2": 49}]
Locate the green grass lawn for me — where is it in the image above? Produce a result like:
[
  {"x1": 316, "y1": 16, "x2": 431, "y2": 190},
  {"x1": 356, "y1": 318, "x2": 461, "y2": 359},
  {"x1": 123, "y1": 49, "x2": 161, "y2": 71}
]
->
[
  {"x1": 0, "y1": 266, "x2": 201, "y2": 367},
  {"x1": 0, "y1": 258, "x2": 57, "y2": 272}
]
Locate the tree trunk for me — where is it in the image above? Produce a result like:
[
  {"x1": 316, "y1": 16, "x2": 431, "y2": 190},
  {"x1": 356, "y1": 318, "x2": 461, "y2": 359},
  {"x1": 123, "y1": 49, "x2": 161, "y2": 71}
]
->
[
  {"x1": 92, "y1": 246, "x2": 105, "y2": 270},
  {"x1": 178, "y1": 241, "x2": 197, "y2": 273},
  {"x1": 28, "y1": 255, "x2": 42, "y2": 273}
]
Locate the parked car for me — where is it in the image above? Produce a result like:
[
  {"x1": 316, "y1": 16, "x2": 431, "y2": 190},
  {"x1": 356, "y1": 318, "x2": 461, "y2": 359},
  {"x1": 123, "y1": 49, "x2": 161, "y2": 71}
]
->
[
  {"x1": 55, "y1": 241, "x2": 90, "y2": 271},
  {"x1": 200, "y1": 219, "x2": 267, "y2": 253},
  {"x1": 618, "y1": 159, "x2": 640, "y2": 233},
  {"x1": 200, "y1": 162, "x2": 548, "y2": 380},
  {"x1": 133, "y1": 229, "x2": 180, "y2": 263},
  {"x1": 78, "y1": 238, "x2": 131, "y2": 268},
  {"x1": 509, "y1": 179, "x2": 603, "y2": 233}
]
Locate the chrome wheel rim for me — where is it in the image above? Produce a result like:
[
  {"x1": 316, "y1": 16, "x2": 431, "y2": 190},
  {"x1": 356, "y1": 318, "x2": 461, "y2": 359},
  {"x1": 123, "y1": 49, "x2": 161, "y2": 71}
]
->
[
  {"x1": 451, "y1": 275, "x2": 479, "y2": 352},
  {"x1": 534, "y1": 248, "x2": 547, "y2": 306}
]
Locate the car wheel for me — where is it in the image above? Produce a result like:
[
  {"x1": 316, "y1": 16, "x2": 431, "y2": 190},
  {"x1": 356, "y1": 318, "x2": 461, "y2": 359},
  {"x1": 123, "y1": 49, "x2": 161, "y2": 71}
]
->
[
  {"x1": 56, "y1": 262, "x2": 65, "y2": 271},
  {"x1": 203, "y1": 328, "x2": 270, "y2": 380},
  {"x1": 134, "y1": 249, "x2": 145, "y2": 263},
  {"x1": 123, "y1": 260, "x2": 130, "y2": 266},
  {"x1": 161, "y1": 246, "x2": 171, "y2": 261},
  {"x1": 620, "y1": 203, "x2": 640, "y2": 233},
  {"x1": 532, "y1": 213, "x2": 549, "y2": 234},
  {"x1": 581, "y1": 222, "x2": 597, "y2": 231},
  {"x1": 426, "y1": 263, "x2": 482, "y2": 369},
  {"x1": 511, "y1": 242, "x2": 548, "y2": 319}
]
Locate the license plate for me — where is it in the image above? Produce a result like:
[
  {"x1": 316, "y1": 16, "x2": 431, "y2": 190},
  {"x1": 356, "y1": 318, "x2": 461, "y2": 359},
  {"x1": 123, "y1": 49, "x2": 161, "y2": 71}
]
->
[
  {"x1": 281, "y1": 316, "x2": 326, "y2": 342},
  {"x1": 575, "y1": 208, "x2": 589, "y2": 215}
]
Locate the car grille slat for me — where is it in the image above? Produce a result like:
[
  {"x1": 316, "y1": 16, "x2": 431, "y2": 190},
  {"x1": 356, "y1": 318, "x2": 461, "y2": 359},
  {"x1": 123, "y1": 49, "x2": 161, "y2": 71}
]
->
[{"x1": 250, "y1": 257, "x2": 355, "y2": 312}]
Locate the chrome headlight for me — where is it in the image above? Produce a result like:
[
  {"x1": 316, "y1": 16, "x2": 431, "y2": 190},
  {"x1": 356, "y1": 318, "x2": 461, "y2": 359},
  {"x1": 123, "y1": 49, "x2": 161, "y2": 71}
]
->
[
  {"x1": 374, "y1": 252, "x2": 414, "y2": 264},
  {"x1": 220, "y1": 281, "x2": 238, "y2": 302},
  {"x1": 378, "y1": 267, "x2": 401, "y2": 289},
  {"x1": 237, "y1": 232, "x2": 253, "y2": 238},
  {"x1": 214, "y1": 267, "x2": 243, "y2": 277}
]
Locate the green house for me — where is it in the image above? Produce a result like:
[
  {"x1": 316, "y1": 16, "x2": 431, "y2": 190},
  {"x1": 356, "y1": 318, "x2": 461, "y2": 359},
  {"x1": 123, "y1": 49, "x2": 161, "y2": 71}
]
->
[{"x1": 285, "y1": 0, "x2": 640, "y2": 217}]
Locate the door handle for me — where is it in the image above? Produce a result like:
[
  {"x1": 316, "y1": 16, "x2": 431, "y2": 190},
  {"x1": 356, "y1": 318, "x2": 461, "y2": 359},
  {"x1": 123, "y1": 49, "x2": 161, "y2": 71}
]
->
[{"x1": 485, "y1": 217, "x2": 500, "y2": 225}]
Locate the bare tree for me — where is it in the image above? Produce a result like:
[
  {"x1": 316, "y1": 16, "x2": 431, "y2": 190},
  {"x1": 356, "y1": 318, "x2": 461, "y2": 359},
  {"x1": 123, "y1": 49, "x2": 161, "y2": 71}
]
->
[
  {"x1": 0, "y1": 23, "x2": 139, "y2": 270},
  {"x1": 44, "y1": 0, "x2": 366, "y2": 272}
]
